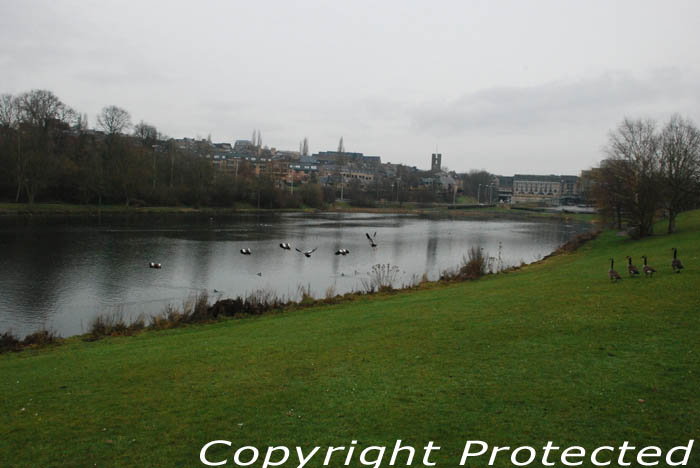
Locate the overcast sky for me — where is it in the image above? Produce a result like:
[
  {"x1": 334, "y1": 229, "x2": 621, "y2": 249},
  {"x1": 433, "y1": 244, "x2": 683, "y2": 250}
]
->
[{"x1": 2, "y1": 0, "x2": 700, "y2": 174}]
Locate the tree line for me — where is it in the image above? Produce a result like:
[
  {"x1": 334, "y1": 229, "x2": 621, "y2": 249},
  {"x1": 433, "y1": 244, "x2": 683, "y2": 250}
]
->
[
  {"x1": 590, "y1": 115, "x2": 700, "y2": 237},
  {"x1": 0, "y1": 89, "x2": 339, "y2": 209},
  {"x1": 0, "y1": 89, "x2": 469, "y2": 210}
]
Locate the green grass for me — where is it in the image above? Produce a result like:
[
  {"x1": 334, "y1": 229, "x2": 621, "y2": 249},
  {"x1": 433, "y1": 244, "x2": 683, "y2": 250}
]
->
[{"x1": 1, "y1": 212, "x2": 699, "y2": 467}]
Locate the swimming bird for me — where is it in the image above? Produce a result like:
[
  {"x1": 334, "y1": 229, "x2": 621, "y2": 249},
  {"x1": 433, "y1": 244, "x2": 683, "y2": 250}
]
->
[
  {"x1": 279, "y1": 242, "x2": 291, "y2": 250},
  {"x1": 295, "y1": 247, "x2": 317, "y2": 258},
  {"x1": 608, "y1": 258, "x2": 621, "y2": 282},
  {"x1": 149, "y1": 262, "x2": 162, "y2": 269},
  {"x1": 641, "y1": 256, "x2": 656, "y2": 277},
  {"x1": 335, "y1": 248, "x2": 350, "y2": 256},
  {"x1": 671, "y1": 248, "x2": 684, "y2": 273},
  {"x1": 240, "y1": 248, "x2": 252, "y2": 255},
  {"x1": 256, "y1": 272, "x2": 262, "y2": 277},
  {"x1": 366, "y1": 232, "x2": 377, "y2": 248},
  {"x1": 626, "y1": 256, "x2": 640, "y2": 277}
]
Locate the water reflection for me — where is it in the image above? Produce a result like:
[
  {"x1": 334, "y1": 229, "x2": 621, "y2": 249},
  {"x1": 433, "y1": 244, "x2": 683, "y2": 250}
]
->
[{"x1": 0, "y1": 213, "x2": 589, "y2": 337}]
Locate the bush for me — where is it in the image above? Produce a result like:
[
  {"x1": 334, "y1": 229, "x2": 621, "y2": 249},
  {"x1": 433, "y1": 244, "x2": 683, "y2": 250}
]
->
[
  {"x1": 459, "y1": 246, "x2": 491, "y2": 279},
  {"x1": 361, "y1": 264, "x2": 400, "y2": 293}
]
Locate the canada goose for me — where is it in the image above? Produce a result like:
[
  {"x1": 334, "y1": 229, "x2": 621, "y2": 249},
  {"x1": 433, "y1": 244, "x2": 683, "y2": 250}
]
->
[
  {"x1": 279, "y1": 242, "x2": 291, "y2": 250},
  {"x1": 671, "y1": 248, "x2": 684, "y2": 273},
  {"x1": 148, "y1": 262, "x2": 162, "y2": 269},
  {"x1": 296, "y1": 247, "x2": 317, "y2": 258},
  {"x1": 334, "y1": 248, "x2": 350, "y2": 256},
  {"x1": 609, "y1": 258, "x2": 621, "y2": 282},
  {"x1": 626, "y1": 256, "x2": 640, "y2": 277},
  {"x1": 641, "y1": 256, "x2": 656, "y2": 277},
  {"x1": 240, "y1": 248, "x2": 251, "y2": 255},
  {"x1": 366, "y1": 232, "x2": 377, "y2": 248}
]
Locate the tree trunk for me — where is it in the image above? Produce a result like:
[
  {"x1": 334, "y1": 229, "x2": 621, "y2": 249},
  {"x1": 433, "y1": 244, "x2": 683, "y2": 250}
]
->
[
  {"x1": 14, "y1": 178, "x2": 22, "y2": 202},
  {"x1": 25, "y1": 183, "x2": 35, "y2": 206},
  {"x1": 668, "y1": 211, "x2": 677, "y2": 234}
]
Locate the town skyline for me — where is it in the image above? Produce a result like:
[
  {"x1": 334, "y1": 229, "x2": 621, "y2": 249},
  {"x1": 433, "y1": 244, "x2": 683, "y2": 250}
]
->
[{"x1": 3, "y1": 1, "x2": 700, "y2": 174}]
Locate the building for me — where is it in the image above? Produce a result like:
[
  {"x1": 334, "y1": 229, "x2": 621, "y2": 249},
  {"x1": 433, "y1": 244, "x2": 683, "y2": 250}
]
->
[
  {"x1": 494, "y1": 176, "x2": 513, "y2": 202},
  {"x1": 511, "y1": 174, "x2": 581, "y2": 204},
  {"x1": 431, "y1": 153, "x2": 442, "y2": 172}
]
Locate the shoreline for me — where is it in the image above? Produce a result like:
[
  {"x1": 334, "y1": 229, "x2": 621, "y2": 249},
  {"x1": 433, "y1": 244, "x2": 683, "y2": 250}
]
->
[
  {"x1": 1, "y1": 227, "x2": 600, "y2": 353},
  {"x1": 1, "y1": 211, "x2": 697, "y2": 467},
  {"x1": 0, "y1": 202, "x2": 596, "y2": 224}
]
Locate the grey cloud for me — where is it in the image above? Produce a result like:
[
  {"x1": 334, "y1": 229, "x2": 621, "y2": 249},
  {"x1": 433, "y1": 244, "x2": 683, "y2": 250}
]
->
[{"x1": 409, "y1": 69, "x2": 700, "y2": 135}]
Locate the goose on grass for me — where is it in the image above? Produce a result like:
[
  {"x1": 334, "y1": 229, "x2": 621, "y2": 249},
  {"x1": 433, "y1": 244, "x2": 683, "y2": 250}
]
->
[
  {"x1": 641, "y1": 256, "x2": 656, "y2": 277},
  {"x1": 626, "y1": 256, "x2": 640, "y2": 277},
  {"x1": 608, "y1": 258, "x2": 622, "y2": 282},
  {"x1": 671, "y1": 248, "x2": 684, "y2": 273}
]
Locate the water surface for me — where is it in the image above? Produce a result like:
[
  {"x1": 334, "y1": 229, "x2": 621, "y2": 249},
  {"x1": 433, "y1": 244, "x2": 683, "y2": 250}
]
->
[{"x1": 0, "y1": 213, "x2": 588, "y2": 337}]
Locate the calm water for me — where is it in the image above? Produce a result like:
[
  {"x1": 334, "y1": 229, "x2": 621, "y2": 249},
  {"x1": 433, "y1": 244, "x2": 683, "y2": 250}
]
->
[{"x1": 0, "y1": 213, "x2": 588, "y2": 337}]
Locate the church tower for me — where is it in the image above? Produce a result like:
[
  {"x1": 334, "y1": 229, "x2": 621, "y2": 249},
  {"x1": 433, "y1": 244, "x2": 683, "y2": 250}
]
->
[{"x1": 431, "y1": 153, "x2": 442, "y2": 172}]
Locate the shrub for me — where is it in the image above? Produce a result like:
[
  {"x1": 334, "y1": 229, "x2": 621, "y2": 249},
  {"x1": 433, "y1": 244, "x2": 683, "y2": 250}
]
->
[
  {"x1": 361, "y1": 264, "x2": 400, "y2": 293},
  {"x1": 459, "y1": 246, "x2": 491, "y2": 279},
  {"x1": 1, "y1": 331, "x2": 22, "y2": 353}
]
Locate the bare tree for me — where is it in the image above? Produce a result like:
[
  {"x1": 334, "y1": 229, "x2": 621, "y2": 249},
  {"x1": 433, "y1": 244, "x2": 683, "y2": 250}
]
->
[
  {"x1": 134, "y1": 121, "x2": 159, "y2": 190},
  {"x1": 133, "y1": 121, "x2": 158, "y2": 145},
  {"x1": 16, "y1": 89, "x2": 75, "y2": 128},
  {"x1": 11, "y1": 90, "x2": 76, "y2": 204},
  {"x1": 604, "y1": 118, "x2": 662, "y2": 238},
  {"x1": 0, "y1": 94, "x2": 19, "y2": 128},
  {"x1": 97, "y1": 105, "x2": 131, "y2": 135},
  {"x1": 590, "y1": 159, "x2": 628, "y2": 229},
  {"x1": 660, "y1": 114, "x2": 700, "y2": 233}
]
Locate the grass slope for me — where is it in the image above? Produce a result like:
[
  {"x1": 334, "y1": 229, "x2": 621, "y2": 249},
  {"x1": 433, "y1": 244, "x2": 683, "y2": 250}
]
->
[{"x1": 1, "y1": 212, "x2": 699, "y2": 467}]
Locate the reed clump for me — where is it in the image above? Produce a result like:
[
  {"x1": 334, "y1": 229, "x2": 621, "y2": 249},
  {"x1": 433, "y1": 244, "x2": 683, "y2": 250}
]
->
[{"x1": 1, "y1": 328, "x2": 59, "y2": 353}]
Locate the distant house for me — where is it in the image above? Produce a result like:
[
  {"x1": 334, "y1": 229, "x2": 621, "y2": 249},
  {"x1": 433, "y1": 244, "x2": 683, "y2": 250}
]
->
[{"x1": 511, "y1": 174, "x2": 581, "y2": 204}]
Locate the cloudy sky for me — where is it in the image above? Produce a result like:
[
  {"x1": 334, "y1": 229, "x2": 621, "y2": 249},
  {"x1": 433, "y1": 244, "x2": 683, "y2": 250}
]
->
[{"x1": 2, "y1": 0, "x2": 699, "y2": 174}]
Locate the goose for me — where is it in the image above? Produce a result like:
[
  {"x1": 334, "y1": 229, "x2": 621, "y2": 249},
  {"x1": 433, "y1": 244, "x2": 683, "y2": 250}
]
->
[
  {"x1": 626, "y1": 256, "x2": 640, "y2": 277},
  {"x1": 295, "y1": 247, "x2": 317, "y2": 258},
  {"x1": 608, "y1": 258, "x2": 621, "y2": 282},
  {"x1": 366, "y1": 232, "x2": 377, "y2": 248},
  {"x1": 240, "y1": 248, "x2": 252, "y2": 255},
  {"x1": 641, "y1": 256, "x2": 656, "y2": 277},
  {"x1": 334, "y1": 248, "x2": 350, "y2": 256},
  {"x1": 671, "y1": 248, "x2": 684, "y2": 273},
  {"x1": 279, "y1": 242, "x2": 291, "y2": 250},
  {"x1": 148, "y1": 262, "x2": 162, "y2": 269}
]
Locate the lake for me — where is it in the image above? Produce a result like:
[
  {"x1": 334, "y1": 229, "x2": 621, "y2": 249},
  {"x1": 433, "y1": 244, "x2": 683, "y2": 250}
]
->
[{"x1": 0, "y1": 212, "x2": 589, "y2": 337}]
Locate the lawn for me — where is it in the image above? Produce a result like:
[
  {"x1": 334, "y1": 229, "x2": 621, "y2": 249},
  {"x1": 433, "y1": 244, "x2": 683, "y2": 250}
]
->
[{"x1": 1, "y1": 211, "x2": 698, "y2": 467}]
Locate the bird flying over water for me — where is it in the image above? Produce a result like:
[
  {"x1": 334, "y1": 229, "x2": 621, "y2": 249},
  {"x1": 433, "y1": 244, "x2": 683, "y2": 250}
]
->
[
  {"x1": 240, "y1": 248, "x2": 251, "y2": 255},
  {"x1": 366, "y1": 232, "x2": 377, "y2": 248},
  {"x1": 296, "y1": 247, "x2": 317, "y2": 258},
  {"x1": 335, "y1": 248, "x2": 350, "y2": 256},
  {"x1": 279, "y1": 242, "x2": 291, "y2": 250}
]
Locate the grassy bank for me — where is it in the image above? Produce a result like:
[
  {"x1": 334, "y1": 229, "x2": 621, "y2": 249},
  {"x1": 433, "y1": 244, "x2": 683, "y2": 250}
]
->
[{"x1": 1, "y1": 212, "x2": 698, "y2": 467}]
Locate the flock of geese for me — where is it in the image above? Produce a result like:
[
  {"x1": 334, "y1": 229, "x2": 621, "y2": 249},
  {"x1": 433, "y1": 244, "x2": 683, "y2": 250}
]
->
[
  {"x1": 608, "y1": 248, "x2": 685, "y2": 281},
  {"x1": 148, "y1": 232, "x2": 378, "y2": 268}
]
